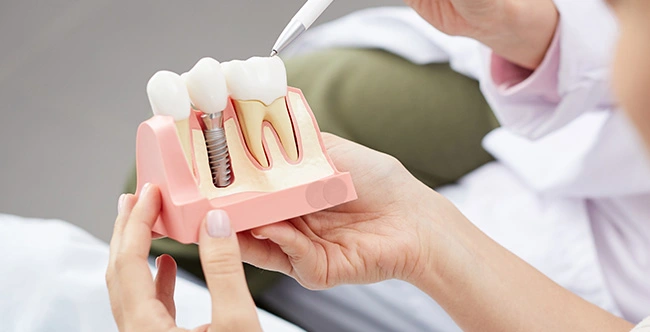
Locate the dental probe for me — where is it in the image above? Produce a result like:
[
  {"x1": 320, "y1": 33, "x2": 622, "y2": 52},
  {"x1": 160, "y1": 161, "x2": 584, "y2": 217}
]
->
[{"x1": 270, "y1": 0, "x2": 334, "y2": 57}]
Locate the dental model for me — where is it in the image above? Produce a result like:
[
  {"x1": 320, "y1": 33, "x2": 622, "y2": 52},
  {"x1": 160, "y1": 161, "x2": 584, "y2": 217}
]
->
[
  {"x1": 135, "y1": 56, "x2": 357, "y2": 244},
  {"x1": 185, "y1": 58, "x2": 232, "y2": 187},
  {"x1": 222, "y1": 57, "x2": 298, "y2": 168},
  {"x1": 146, "y1": 71, "x2": 193, "y2": 171}
]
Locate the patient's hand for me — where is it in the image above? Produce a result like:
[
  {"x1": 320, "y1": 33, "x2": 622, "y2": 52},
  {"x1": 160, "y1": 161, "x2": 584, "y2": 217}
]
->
[
  {"x1": 240, "y1": 134, "x2": 455, "y2": 289},
  {"x1": 106, "y1": 184, "x2": 262, "y2": 332}
]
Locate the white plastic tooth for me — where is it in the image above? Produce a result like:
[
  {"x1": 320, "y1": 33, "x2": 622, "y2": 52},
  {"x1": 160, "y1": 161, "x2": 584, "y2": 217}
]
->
[
  {"x1": 180, "y1": 73, "x2": 199, "y2": 110},
  {"x1": 222, "y1": 56, "x2": 287, "y2": 105},
  {"x1": 146, "y1": 71, "x2": 193, "y2": 170},
  {"x1": 185, "y1": 58, "x2": 229, "y2": 114},
  {"x1": 222, "y1": 56, "x2": 298, "y2": 168},
  {"x1": 184, "y1": 57, "x2": 233, "y2": 187},
  {"x1": 147, "y1": 71, "x2": 191, "y2": 120}
]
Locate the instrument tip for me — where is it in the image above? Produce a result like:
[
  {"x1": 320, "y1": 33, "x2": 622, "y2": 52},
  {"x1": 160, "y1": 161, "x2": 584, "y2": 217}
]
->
[{"x1": 270, "y1": 50, "x2": 278, "y2": 57}]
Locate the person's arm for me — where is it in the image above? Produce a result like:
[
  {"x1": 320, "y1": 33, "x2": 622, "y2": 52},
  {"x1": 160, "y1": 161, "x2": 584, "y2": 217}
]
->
[
  {"x1": 480, "y1": 1, "x2": 620, "y2": 139},
  {"x1": 478, "y1": 2, "x2": 650, "y2": 198},
  {"x1": 406, "y1": 198, "x2": 634, "y2": 332},
  {"x1": 404, "y1": 0, "x2": 558, "y2": 69}
]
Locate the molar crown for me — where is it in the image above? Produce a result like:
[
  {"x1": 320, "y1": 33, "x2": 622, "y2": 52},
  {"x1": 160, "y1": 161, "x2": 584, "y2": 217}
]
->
[{"x1": 222, "y1": 56, "x2": 288, "y2": 105}]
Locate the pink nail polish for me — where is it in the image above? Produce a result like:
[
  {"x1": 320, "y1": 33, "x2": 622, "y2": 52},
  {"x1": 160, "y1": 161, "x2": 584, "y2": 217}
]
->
[
  {"x1": 141, "y1": 183, "x2": 152, "y2": 197},
  {"x1": 117, "y1": 194, "x2": 126, "y2": 214},
  {"x1": 206, "y1": 210, "x2": 231, "y2": 238},
  {"x1": 155, "y1": 256, "x2": 161, "y2": 268}
]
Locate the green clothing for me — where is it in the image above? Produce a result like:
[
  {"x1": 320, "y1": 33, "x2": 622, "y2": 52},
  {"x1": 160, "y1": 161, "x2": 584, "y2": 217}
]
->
[{"x1": 126, "y1": 49, "x2": 499, "y2": 298}]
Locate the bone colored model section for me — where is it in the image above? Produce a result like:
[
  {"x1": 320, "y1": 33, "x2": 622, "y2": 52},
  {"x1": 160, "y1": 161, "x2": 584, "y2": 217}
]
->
[
  {"x1": 222, "y1": 57, "x2": 298, "y2": 167},
  {"x1": 147, "y1": 71, "x2": 193, "y2": 171},
  {"x1": 234, "y1": 98, "x2": 298, "y2": 167},
  {"x1": 193, "y1": 91, "x2": 334, "y2": 199}
]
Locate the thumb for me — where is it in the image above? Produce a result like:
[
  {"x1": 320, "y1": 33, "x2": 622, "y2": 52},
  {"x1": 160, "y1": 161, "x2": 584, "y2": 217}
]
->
[{"x1": 198, "y1": 210, "x2": 261, "y2": 330}]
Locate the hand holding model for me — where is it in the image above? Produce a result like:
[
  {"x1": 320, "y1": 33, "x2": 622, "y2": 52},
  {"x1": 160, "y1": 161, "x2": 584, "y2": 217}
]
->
[
  {"x1": 240, "y1": 0, "x2": 637, "y2": 330},
  {"x1": 108, "y1": 0, "x2": 648, "y2": 330},
  {"x1": 404, "y1": 0, "x2": 559, "y2": 68},
  {"x1": 242, "y1": 134, "x2": 632, "y2": 331},
  {"x1": 240, "y1": 133, "x2": 454, "y2": 288},
  {"x1": 107, "y1": 186, "x2": 262, "y2": 332}
]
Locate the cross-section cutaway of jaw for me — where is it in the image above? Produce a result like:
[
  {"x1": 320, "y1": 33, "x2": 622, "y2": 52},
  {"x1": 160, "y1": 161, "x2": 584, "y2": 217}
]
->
[
  {"x1": 135, "y1": 58, "x2": 358, "y2": 244},
  {"x1": 222, "y1": 56, "x2": 298, "y2": 168}
]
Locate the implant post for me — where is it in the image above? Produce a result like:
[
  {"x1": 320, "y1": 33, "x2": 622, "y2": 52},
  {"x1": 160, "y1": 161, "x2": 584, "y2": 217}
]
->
[{"x1": 201, "y1": 112, "x2": 232, "y2": 187}]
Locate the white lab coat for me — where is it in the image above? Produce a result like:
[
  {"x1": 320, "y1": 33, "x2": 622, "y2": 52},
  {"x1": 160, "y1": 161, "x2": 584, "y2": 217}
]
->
[
  {"x1": 0, "y1": 214, "x2": 303, "y2": 332},
  {"x1": 273, "y1": 1, "x2": 650, "y2": 327}
]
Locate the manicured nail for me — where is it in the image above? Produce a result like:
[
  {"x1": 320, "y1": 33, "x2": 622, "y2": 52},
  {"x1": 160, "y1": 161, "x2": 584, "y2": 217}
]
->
[
  {"x1": 141, "y1": 183, "x2": 152, "y2": 197},
  {"x1": 252, "y1": 232, "x2": 268, "y2": 240},
  {"x1": 117, "y1": 194, "x2": 126, "y2": 214},
  {"x1": 206, "y1": 210, "x2": 231, "y2": 238},
  {"x1": 155, "y1": 255, "x2": 161, "y2": 268}
]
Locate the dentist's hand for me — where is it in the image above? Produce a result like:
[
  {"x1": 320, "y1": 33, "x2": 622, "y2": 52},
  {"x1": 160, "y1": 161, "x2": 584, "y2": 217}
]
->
[
  {"x1": 106, "y1": 184, "x2": 262, "y2": 332},
  {"x1": 404, "y1": 0, "x2": 559, "y2": 69},
  {"x1": 240, "y1": 134, "x2": 455, "y2": 289}
]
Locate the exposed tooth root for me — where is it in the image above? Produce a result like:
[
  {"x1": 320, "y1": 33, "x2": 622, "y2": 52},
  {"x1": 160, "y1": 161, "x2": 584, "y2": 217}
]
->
[
  {"x1": 234, "y1": 97, "x2": 298, "y2": 168},
  {"x1": 235, "y1": 101, "x2": 268, "y2": 167},
  {"x1": 266, "y1": 99, "x2": 299, "y2": 161}
]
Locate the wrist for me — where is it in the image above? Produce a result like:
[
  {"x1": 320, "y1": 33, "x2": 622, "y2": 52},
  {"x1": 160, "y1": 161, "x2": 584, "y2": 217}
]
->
[
  {"x1": 400, "y1": 190, "x2": 476, "y2": 290},
  {"x1": 475, "y1": 0, "x2": 559, "y2": 69}
]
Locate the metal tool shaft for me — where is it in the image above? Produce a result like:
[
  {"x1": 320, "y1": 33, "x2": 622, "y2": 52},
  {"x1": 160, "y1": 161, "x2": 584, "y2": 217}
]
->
[
  {"x1": 201, "y1": 112, "x2": 232, "y2": 187},
  {"x1": 271, "y1": 20, "x2": 306, "y2": 56}
]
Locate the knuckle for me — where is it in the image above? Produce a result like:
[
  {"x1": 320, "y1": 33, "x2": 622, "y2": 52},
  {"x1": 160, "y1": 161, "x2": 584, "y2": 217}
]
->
[
  {"x1": 201, "y1": 250, "x2": 243, "y2": 276},
  {"x1": 105, "y1": 270, "x2": 114, "y2": 287},
  {"x1": 384, "y1": 154, "x2": 405, "y2": 171},
  {"x1": 113, "y1": 252, "x2": 138, "y2": 277}
]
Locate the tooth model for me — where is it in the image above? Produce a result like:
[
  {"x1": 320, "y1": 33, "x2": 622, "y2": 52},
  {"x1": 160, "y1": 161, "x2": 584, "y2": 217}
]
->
[
  {"x1": 135, "y1": 56, "x2": 357, "y2": 244},
  {"x1": 185, "y1": 58, "x2": 232, "y2": 188},
  {"x1": 146, "y1": 71, "x2": 193, "y2": 171},
  {"x1": 222, "y1": 56, "x2": 298, "y2": 168}
]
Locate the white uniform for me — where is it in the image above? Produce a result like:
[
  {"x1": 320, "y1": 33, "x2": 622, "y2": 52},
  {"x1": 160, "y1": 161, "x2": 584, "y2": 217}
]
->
[{"x1": 264, "y1": 2, "x2": 650, "y2": 330}]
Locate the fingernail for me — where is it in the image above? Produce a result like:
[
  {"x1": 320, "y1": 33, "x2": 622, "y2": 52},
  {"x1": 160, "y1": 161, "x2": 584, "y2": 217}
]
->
[
  {"x1": 141, "y1": 183, "x2": 152, "y2": 197},
  {"x1": 117, "y1": 194, "x2": 126, "y2": 214},
  {"x1": 155, "y1": 255, "x2": 161, "y2": 268},
  {"x1": 252, "y1": 232, "x2": 268, "y2": 240},
  {"x1": 206, "y1": 210, "x2": 231, "y2": 238}
]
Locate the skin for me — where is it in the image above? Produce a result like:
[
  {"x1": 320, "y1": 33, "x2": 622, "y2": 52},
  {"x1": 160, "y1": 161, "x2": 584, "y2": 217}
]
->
[
  {"x1": 106, "y1": 184, "x2": 262, "y2": 332},
  {"x1": 107, "y1": 0, "x2": 649, "y2": 330},
  {"x1": 404, "y1": 0, "x2": 559, "y2": 69}
]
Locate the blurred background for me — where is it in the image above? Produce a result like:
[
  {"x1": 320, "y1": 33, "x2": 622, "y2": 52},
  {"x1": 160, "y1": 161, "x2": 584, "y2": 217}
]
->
[{"x1": 0, "y1": 0, "x2": 399, "y2": 242}]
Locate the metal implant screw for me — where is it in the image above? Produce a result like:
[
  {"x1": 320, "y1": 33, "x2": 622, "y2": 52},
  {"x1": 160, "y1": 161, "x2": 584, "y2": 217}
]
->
[{"x1": 201, "y1": 112, "x2": 232, "y2": 188}]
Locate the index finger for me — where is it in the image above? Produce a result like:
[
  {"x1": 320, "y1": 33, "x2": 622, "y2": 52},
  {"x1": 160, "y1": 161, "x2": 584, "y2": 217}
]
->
[{"x1": 115, "y1": 183, "x2": 162, "y2": 312}]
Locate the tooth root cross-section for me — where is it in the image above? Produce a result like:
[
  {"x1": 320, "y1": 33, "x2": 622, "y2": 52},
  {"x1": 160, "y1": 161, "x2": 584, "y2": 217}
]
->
[{"x1": 234, "y1": 97, "x2": 299, "y2": 168}]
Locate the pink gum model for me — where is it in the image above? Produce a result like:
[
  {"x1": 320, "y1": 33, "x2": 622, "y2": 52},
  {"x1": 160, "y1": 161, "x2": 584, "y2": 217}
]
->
[{"x1": 135, "y1": 87, "x2": 357, "y2": 244}]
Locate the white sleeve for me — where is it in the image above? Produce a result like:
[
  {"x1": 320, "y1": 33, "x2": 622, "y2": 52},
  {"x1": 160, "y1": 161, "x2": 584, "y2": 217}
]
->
[
  {"x1": 478, "y1": 1, "x2": 650, "y2": 197},
  {"x1": 480, "y1": 0, "x2": 619, "y2": 140}
]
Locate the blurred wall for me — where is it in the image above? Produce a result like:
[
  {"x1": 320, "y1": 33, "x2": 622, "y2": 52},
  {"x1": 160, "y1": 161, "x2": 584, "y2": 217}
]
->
[{"x1": 0, "y1": 0, "x2": 399, "y2": 241}]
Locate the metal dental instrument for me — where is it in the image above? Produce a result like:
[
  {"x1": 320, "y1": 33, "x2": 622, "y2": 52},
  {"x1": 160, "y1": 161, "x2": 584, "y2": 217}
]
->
[{"x1": 270, "y1": 0, "x2": 334, "y2": 57}]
